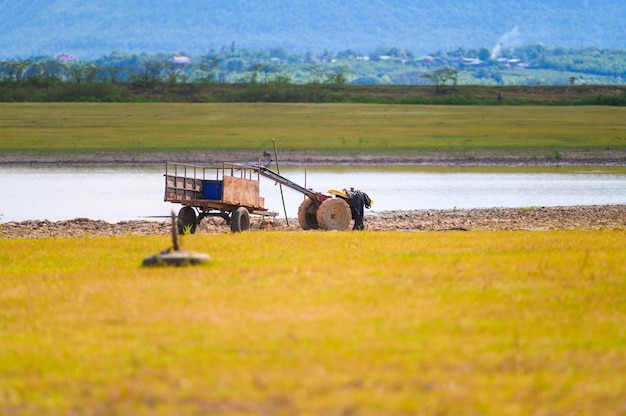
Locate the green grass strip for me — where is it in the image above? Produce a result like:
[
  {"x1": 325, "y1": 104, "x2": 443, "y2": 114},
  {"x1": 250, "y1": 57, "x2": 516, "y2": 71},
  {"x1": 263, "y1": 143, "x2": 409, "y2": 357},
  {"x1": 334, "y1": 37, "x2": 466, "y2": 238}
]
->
[{"x1": 1, "y1": 103, "x2": 625, "y2": 156}]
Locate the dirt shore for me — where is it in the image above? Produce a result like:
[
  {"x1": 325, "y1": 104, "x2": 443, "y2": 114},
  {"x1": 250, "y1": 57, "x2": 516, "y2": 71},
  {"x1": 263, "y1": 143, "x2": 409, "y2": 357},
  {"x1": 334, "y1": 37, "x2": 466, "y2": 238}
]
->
[
  {"x1": 2, "y1": 205, "x2": 623, "y2": 239},
  {"x1": 1, "y1": 148, "x2": 625, "y2": 166}
]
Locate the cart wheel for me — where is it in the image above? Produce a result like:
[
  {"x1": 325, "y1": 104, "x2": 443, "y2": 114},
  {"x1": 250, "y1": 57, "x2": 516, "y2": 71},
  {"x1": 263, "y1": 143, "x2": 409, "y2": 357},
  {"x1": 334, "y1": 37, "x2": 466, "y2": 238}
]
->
[
  {"x1": 231, "y1": 207, "x2": 250, "y2": 232},
  {"x1": 177, "y1": 206, "x2": 197, "y2": 235},
  {"x1": 298, "y1": 198, "x2": 319, "y2": 230},
  {"x1": 316, "y1": 198, "x2": 351, "y2": 231}
]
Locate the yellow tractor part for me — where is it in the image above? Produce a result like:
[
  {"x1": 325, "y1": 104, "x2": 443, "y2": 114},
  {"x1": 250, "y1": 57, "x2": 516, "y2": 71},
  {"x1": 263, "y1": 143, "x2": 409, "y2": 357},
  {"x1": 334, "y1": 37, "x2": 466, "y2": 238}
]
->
[{"x1": 328, "y1": 189, "x2": 374, "y2": 206}]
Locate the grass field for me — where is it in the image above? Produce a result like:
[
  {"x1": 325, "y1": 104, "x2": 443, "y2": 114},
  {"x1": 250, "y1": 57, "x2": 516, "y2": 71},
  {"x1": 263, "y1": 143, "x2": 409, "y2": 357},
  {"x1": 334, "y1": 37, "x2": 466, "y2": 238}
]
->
[
  {"x1": 1, "y1": 103, "x2": 625, "y2": 157},
  {"x1": 1, "y1": 230, "x2": 625, "y2": 415}
]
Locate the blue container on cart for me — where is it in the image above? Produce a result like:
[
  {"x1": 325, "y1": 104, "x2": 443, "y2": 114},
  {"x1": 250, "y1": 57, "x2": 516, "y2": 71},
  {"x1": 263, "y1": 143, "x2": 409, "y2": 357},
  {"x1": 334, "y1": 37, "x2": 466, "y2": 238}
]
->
[{"x1": 203, "y1": 181, "x2": 223, "y2": 200}]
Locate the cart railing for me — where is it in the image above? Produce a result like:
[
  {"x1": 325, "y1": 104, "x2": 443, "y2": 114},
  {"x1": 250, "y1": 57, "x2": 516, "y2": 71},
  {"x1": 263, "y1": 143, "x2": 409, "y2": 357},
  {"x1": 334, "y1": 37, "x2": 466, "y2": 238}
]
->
[
  {"x1": 165, "y1": 162, "x2": 261, "y2": 182},
  {"x1": 164, "y1": 162, "x2": 266, "y2": 210}
]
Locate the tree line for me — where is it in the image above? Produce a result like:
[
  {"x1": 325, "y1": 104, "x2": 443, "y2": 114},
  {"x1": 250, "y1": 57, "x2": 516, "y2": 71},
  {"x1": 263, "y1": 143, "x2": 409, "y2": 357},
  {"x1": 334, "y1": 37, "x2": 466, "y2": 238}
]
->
[{"x1": 2, "y1": 45, "x2": 626, "y2": 89}]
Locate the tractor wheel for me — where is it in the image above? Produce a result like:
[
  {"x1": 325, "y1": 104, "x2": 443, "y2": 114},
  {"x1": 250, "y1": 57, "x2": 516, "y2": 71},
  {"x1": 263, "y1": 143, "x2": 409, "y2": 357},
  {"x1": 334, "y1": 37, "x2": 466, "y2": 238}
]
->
[
  {"x1": 316, "y1": 198, "x2": 351, "y2": 231},
  {"x1": 178, "y1": 206, "x2": 197, "y2": 235},
  {"x1": 231, "y1": 207, "x2": 251, "y2": 232},
  {"x1": 298, "y1": 198, "x2": 319, "y2": 230}
]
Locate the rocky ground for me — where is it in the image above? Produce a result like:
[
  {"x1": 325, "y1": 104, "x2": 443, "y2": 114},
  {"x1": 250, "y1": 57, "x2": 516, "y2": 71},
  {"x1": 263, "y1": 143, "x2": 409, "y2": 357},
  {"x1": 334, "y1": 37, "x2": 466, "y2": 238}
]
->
[{"x1": 2, "y1": 205, "x2": 623, "y2": 239}]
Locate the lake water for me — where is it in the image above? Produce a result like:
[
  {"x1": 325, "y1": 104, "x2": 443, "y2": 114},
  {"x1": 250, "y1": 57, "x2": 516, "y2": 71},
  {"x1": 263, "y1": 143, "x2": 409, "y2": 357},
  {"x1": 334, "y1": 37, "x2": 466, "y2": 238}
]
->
[{"x1": 1, "y1": 165, "x2": 624, "y2": 222}]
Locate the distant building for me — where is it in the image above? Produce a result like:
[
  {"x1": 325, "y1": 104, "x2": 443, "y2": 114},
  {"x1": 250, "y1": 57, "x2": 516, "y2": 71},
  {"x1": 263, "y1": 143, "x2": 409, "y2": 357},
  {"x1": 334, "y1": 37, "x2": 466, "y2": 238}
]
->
[
  {"x1": 496, "y1": 58, "x2": 528, "y2": 69},
  {"x1": 55, "y1": 53, "x2": 76, "y2": 62},
  {"x1": 171, "y1": 56, "x2": 192, "y2": 65}
]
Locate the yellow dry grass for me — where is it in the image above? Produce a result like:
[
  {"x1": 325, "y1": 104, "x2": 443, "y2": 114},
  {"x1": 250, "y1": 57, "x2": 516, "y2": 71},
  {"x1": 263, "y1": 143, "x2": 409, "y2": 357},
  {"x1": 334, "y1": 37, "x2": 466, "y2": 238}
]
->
[{"x1": 1, "y1": 230, "x2": 625, "y2": 415}]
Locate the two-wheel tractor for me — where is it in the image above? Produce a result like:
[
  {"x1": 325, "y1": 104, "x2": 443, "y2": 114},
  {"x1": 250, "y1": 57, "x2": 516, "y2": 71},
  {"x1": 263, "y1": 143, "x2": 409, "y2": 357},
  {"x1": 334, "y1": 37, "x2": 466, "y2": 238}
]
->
[{"x1": 297, "y1": 197, "x2": 351, "y2": 231}]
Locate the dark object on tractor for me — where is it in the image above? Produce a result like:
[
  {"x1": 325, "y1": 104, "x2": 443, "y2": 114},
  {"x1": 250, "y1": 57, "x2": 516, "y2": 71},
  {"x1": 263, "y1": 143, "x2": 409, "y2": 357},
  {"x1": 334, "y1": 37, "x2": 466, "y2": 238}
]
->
[{"x1": 346, "y1": 188, "x2": 372, "y2": 230}]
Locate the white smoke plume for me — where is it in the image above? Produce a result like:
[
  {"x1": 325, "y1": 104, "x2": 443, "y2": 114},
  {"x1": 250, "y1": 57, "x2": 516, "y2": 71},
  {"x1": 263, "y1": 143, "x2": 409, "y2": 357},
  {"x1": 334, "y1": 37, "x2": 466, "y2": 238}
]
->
[{"x1": 491, "y1": 26, "x2": 521, "y2": 59}]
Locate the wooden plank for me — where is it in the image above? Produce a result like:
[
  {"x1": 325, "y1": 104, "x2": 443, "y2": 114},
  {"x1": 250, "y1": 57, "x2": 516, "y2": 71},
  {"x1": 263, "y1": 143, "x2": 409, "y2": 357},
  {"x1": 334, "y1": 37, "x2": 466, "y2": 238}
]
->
[
  {"x1": 251, "y1": 209, "x2": 278, "y2": 217},
  {"x1": 222, "y1": 176, "x2": 263, "y2": 209},
  {"x1": 165, "y1": 187, "x2": 203, "y2": 202},
  {"x1": 166, "y1": 175, "x2": 202, "y2": 192}
]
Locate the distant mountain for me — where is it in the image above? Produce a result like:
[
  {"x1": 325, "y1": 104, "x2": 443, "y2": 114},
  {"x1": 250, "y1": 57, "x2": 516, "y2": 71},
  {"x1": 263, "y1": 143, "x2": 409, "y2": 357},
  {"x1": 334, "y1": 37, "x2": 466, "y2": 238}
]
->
[{"x1": 2, "y1": 0, "x2": 625, "y2": 59}]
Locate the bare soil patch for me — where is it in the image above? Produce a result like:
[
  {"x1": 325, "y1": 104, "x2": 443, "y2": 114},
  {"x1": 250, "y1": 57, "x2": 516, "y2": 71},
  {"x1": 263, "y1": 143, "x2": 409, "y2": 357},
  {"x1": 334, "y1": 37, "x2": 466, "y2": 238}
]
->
[{"x1": 1, "y1": 148, "x2": 624, "y2": 166}]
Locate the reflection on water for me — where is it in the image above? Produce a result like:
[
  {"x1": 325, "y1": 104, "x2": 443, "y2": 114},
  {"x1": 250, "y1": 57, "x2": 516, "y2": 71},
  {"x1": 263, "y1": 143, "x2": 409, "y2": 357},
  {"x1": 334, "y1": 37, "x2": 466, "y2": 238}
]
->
[{"x1": 0, "y1": 164, "x2": 624, "y2": 222}]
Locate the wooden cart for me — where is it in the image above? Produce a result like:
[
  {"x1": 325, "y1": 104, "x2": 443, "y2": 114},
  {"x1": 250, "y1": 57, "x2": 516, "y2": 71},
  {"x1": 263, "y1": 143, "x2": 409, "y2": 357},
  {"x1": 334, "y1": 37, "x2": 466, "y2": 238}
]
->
[{"x1": 164, "y1": 162, "x2": 277, "y2": 233}]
